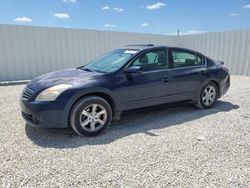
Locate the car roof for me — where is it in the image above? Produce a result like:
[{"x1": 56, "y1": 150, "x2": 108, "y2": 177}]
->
[
  {"x1": 124, "y1": 44, "x2": 167, "y2": 51},
  {"x1": 123, "y1": 44, "x2": 205, "y2": 56}
]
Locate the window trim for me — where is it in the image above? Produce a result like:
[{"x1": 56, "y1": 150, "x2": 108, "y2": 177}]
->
[
  {"x1": 168, "y1": 48, "x2": 206, "y2": 69},
  {"x1": 123, "y1": 47, "x2": 169, "y2": 74}
]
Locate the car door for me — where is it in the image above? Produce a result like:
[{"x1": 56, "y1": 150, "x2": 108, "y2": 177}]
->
[
  {"x1": 118, "y1": 48, "x2": 173, "y2": 110},
  {"x1": 169, "y1": 48, "x2": 206, "y2": 99}
]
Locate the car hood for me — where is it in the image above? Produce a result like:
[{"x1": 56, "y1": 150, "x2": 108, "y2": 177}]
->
[{"x1": 27, "y1": 68, "x2": 100, "y2": 92}]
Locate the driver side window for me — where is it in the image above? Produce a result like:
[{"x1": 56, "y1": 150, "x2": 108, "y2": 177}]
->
[{"x1": 130, "y1": 49, "x2": 168, "y2": 72}]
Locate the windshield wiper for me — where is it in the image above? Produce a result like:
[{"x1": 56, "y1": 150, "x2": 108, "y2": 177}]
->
[
  {"x1": 77, "y1": 66, "x2": 106, "y2": 73},
  {"x1": 83, "y1": 68, "x2": 93, "y2": 72},
  {"x1": 79, "y1": 67, "x2": 93, "y2": 72}
]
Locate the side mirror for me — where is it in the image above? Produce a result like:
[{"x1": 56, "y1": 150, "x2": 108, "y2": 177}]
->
[{"x1": 124, "y1": 66, "x2": 143, "y2": 74}]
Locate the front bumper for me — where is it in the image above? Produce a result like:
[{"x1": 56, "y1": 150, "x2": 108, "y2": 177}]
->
[{"x1": 20, "y1": 99, "x2": 69, "y2": 128}]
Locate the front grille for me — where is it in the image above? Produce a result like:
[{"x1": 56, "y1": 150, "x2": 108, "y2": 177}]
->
[{"x1": 22, "y1": 86, "x2": 35, "y2": 100}]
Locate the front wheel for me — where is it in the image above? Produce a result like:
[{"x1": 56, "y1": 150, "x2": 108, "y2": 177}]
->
[
  {"x1": 196, "y1": 82, "x2": 218, "y2": 109},
  {"x1": 70, "y1": 96, "x2": 112, "y2": 136}
]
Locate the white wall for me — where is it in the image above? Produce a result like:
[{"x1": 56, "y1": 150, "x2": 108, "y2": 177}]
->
[
  {"x1": 0, "y1": 24, "x2": 250, "y2": 81},
  {"x1": 0, "y1": 24, "x2": 178, "y2": 81},
  {"x1": 179, "y1": 29, "x2": 250, "y2": 76}
]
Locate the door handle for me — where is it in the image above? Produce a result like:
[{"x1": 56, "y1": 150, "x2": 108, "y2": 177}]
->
[
  {"x1": 200, "y1": 70, "x2": 206, "y2": 75},
  {"x1": 161, "y1": 76, "x2": 169, "y2": 82}
]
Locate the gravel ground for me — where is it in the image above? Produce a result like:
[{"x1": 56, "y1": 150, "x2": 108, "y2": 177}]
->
[{"x1": 0, "y1": 75, "x2": 250, "y2": 187}]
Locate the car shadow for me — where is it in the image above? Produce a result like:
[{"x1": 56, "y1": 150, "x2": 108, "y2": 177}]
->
[{"x1": 25, "y1": 100, "x2": 239, "y2": 149}]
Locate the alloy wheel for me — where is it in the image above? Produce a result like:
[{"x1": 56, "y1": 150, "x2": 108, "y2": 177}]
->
[
  {"x1": 202, "y1": 85, "x2": 216, "y2": 106},
  {"x1": 79, "y1": 104, "x2": 107, "y2": 132}
]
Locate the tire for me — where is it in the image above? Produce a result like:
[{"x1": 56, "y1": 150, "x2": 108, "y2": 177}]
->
[
  {"x1": 70, "y1": 96, "x2": 112, "y2": 136},
  {"x1": 196, "y1": 82, "x2": 218, "y2": 109}
]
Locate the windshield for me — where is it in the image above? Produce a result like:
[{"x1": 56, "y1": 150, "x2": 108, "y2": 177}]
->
[{"x1": 82, "y1": 49, "x2": 139, "y2": 73}]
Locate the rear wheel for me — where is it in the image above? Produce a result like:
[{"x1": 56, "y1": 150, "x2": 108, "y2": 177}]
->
[
  {"x1": 196, "y1": 82, "x2": 218, "y2": 109},
  {"x1": 70, "y1": 96, "x2": 112, "y2": 136}
]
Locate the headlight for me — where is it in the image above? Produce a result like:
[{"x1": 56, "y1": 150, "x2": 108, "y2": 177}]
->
[{"x1": 35, "y1": 84, "x2": 72, "y2": 102}]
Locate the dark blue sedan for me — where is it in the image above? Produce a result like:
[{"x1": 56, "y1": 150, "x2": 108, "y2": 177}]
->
[{"x1": 20, "y1": 44, "x2": 230, "y2": 136}]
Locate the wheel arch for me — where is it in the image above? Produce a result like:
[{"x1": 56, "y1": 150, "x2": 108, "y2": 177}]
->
[
  {"x1": 195, "y1": 78, "x2": 221, "y2": 103},
  {"x1": 208, "y1": 79, "x2": 220, "y2": 97},
  {"x1": 80, "y1": 92, "x2": 116, "y2": 111},
  {"x1": 67, "y1": 91, "x2": 116, "y2": 126}
]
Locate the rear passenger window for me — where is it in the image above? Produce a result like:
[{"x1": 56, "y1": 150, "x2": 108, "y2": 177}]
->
[{"x1": 171, "y1": 50, "x2": 202, "y2": 68}]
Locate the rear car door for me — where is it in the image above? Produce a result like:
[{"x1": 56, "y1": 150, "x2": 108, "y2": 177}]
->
[{"x1": 169, "y1": 48, "x2": 206, "y2": 99}]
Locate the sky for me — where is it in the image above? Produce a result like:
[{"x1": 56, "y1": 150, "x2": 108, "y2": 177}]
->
[{"x1": 0, "y1": 0, "x2": 250, "y2": 35}]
